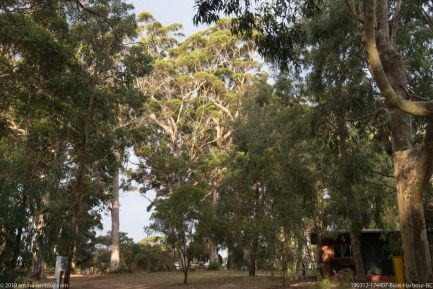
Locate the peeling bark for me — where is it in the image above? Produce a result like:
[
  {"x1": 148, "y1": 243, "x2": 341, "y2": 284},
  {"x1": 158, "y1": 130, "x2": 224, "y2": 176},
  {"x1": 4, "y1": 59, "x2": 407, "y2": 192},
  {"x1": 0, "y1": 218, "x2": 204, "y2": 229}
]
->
[
  {"x1": 30, "y1": 211, "x2": 46, "y2": 280},
  {"x1": 394, "y1": 149, "x2": 433, "y2": 282},
  {"x1": 110, "y1": 160, "x2": 120, "y2": 271}
]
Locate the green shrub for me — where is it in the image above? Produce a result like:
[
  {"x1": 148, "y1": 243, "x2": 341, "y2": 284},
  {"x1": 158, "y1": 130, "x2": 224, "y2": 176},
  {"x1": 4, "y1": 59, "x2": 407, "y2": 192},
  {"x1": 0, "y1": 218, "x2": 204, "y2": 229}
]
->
[
  {"x1": 92, "y1": 249, "x2": 110, "y2": 272},
  {"x1": 208, "y1": 262, "x2": 222, "y2": 270},
  {"x1": 313, "y1": 278, "x2": 347, "y2": 289}
]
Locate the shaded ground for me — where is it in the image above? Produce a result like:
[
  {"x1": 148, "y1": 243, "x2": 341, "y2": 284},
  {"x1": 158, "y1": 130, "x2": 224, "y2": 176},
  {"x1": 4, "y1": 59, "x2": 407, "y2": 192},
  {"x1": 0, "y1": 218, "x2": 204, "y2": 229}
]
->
[{"x1": 61, "y1": 271, "x2": 315, "y2": 289}]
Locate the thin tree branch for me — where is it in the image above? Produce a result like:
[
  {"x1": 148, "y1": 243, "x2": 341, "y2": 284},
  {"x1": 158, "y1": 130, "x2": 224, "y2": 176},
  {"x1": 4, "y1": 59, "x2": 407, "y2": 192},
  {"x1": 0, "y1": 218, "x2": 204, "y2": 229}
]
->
[
  {"x1": 368, "y1": 169, "x2": 394, "y2": 178},
  {"x1": 75, "y1": 0, "x2": 113, "y2": 28},
  {"x1": 421, "y1": 7, "x2": 433, "y2": 31},
  {"x1": 148, "y1": 113, "x2": 172, "y2": 135},
  {"x1": 5, "y1": 119, "x2": 27, "y2": 136},
  {"x1": 208, "y1": 97, "x2": 232, "y2": 119},
  {"x1": 345, "y1": 0, "x2": 364, "y2": 23},
  {"x1": 390, "y1": 0, "x2": 403, "y2": 46}
]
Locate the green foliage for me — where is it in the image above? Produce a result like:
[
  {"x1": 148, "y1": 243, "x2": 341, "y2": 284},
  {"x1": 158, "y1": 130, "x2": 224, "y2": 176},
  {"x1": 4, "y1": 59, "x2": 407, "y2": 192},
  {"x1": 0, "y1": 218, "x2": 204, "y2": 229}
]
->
[
  {"x1": 313, "y1": 278, "x2": 347, "y2": 289},
  {"x1": 90, "y1": 232, "x2": 173, "y2": 273},
  {"x1": 134, "y1": 243, "x2": 173, "y2": 272},
  {"x1": 304, "y1": 0, "x2": 397, "y2": 236},
  {"x1": 194, "y1": 0, "x2": 322, "y2": 69},
  {"x1": 150, "y1": 185, "x2": 210, "y2": 245},
  {"x1": 2, "y1": 0, "x2": 431, "y2": 283},
  {"x1": 149, "y1": 184, "x2": 211, "y2": 281},
  {"x1": 208, "y1": 261, "x2": 222, "y2": 270},
  {"x1": 0, "y1": 13, "x2": 67, "y2": 72},
  {"x1": 132, "y1": 16, "x2": 261, "y2": 215},
  {"x1": 215, "y1": 75, "x2": 318, "y2": 278},
  {"x1": 0, "y1": 0, "x2": 150, "y2": 280}
]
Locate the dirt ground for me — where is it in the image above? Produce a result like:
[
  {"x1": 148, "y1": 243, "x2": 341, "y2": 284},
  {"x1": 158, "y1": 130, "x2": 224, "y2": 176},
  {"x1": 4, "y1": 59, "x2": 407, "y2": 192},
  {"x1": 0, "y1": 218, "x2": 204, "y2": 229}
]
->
[{"x1": 56, "y1": 271, "x2": 315, "y2": 289}]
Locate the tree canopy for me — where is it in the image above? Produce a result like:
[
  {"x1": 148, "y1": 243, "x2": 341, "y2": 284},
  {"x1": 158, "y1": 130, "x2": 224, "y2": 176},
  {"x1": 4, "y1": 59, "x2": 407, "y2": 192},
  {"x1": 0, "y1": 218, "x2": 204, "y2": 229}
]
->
[{"x1": 1, "y1": 0, "x2": 433, "y2": 286}]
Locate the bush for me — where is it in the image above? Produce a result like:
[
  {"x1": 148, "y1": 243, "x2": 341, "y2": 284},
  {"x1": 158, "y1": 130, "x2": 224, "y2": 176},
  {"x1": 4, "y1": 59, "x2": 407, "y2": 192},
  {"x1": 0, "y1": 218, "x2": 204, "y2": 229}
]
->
[
  {"x1": 90, "y1": 233, "x2": 174, "y2": 273},
  {"x1": 336, "y1": 268, "x2": 354, "y2": 282},
  {"x1": 93, "y1": 249, "x2": 110, "y2": 272},
  {"x1": 313, "y1": 278, "x2": 337, "y2": 289},
  {"x1": 117, "y1": 242, "x2": 173, "y2": 272},
  {"x1": 208, "y1": 262, "x2": 222, "y2": 270},
  {"x1": 109, "y1": 267, "x2": 131, "y2": 274},
  {"x1": 313, "y1": 278, "x2": 348, "y2": 289}
]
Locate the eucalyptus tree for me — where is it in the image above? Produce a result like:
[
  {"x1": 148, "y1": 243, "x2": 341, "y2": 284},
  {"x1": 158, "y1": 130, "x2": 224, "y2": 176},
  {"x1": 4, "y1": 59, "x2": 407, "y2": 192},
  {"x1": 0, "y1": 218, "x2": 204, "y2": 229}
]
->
[
  {"x1": 360, "y1": 1, "x2": 433, "y2": 280},
  {"x1": 150, "y1": 185, "x2": 211, "y2": 284},
  {"x1": 305, "y1": 1, "x2": 397, "y2": 280},
  {"x1": 221, "y1": 78, "x2": 317, "y2": 279},
  {"x1": 107, "y1": 38, "x2": 151, "y2": 273},
  {"x1": 194, "y1": 0, "x2": 433, "y2": 281},
  {"x1": 133, "y1": 15, "x2": 260, "y2": 263},
  {"x1": 0, "y1": 0, "x2": 144, "y2": 283},
  {"x1": 0, "y1": 0, "x2": 74, "y2": 281},
  {"x1": 60, "y1": 1, "x2": 143, "y2": 283}
]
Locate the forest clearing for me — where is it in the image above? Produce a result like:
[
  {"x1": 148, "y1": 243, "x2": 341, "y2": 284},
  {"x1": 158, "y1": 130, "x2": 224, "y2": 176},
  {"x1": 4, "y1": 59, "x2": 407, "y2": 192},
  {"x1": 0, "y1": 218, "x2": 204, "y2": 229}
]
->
[
  {"x1": 37, "y1": 271, "x2": 313, "y2": 289},
  {"x1": 1, "y1": 0, "x2": 432, "y2": 288}
]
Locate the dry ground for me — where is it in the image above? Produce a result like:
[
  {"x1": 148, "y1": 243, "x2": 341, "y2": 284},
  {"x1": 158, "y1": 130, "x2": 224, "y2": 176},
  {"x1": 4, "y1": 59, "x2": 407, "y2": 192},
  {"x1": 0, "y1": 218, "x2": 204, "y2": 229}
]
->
[{"x1": 54, "y1": 271, "x2": 315, "y2": 289}]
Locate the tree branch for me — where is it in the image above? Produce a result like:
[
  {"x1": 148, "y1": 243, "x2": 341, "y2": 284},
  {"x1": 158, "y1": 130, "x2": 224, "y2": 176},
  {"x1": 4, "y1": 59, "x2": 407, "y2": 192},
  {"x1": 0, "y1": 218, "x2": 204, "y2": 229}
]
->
[
  {"x1": 345, "y1": 0, "x2": 363, "y2": 23},
  {"x1": 5, "y1": 118, "x2": 26, "y2": 136},
  {"x1": 363, "y1": 0, "x2": 433, "y2": 118},
  {"x1": 421, "y1": 7, "x2": 433, "y2": 31},
  {"x1": 423, "y1": 121, "x2": 433, "y2": 150},
  {"x1": 390, "y1": 0, "x2": 403, "y2": 46},
  {"x1": 376, "y1": 0, "x2": 389, "y2": 38},
  {"x1": 75, "y1": 0, "x2": 112, "y2": 28},
  {"x1": 208, "y1": 97, "x2": 232, "y2": 119},
  {"x1": 148, "y1": 113, "x2": 172, "y2": 135}
]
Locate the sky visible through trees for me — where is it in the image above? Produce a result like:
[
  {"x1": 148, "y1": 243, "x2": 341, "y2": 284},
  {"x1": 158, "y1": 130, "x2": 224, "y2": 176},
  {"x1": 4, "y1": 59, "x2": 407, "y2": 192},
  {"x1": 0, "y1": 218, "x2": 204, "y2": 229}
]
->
[
  {"x1": 98, "y1": 0, "x2": 207, "y2": 242},
  {"x1": 1, "y1": 0, "x2": 432, "y2": 285}
]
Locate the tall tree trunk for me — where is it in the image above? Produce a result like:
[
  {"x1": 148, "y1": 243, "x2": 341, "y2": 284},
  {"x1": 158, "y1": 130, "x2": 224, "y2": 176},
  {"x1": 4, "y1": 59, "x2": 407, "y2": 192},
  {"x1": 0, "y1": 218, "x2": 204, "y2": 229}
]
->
[
  {"x1": 64, "y1": 88, "x2": 95, "y2": 286},
  {"x1": 9, "y1": 226, "x2": 23, "y2": 271},
  {"x1": 9, "y1": 192, "x2": 27, "y2": 272},
  {"x1": 208, "y1": 190, "x2": 219, "y2": 264},
  {"x1": 316, "y1": 233, "x2": 323, "y2": 277},
  {"x1": 63, "y1": 147, "x2": 87, "y2": 286},
  {"x1": 249, "y1": 238, "x2": 257, "y2": 277},
  {"x1": 179, "y1": 243, "x2": 188, "y2": 284},
  {"x1": 183, "y1": 268, "x2": 188, "y2": 285},
  {"x1": 394, "y1": 148, "x2": 433, "y2": 282},
  {"x1": 30, "y1": 212, "x2": 46, "y2": 280},
  {"x1": 63, "y1": 210, "x2": 78, "y2": 285},
  {"x1": 208, "y1": 241, "x2": 218, "y2": 264},
  {"x1": 350, "y1": 233, "x2": 366, "y2": 281},
  {"x1": 363, "y1": 0, "x2": 433, "y2": 282},
  {"x1": 31, "y1": 253, "x2": 45, "y2": 280},
  {"x1": 295, "y1": 239, "x2": 303, "y2": 276},
  {"x1": 110, "y1": 160, "x2": 120, "y2": 271},
  {"x1": 249, "y1": 183, "x2": 261, "y2": 277},
  {"x1": 32, "y1": 141, "x2": 61, "y2": 280},
  {"x1": 31, "y1": 178, "x2": 53, "y2": 279},
  {"x1": 226, "y1": 246, "x2": 233, "y2": 270}
]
